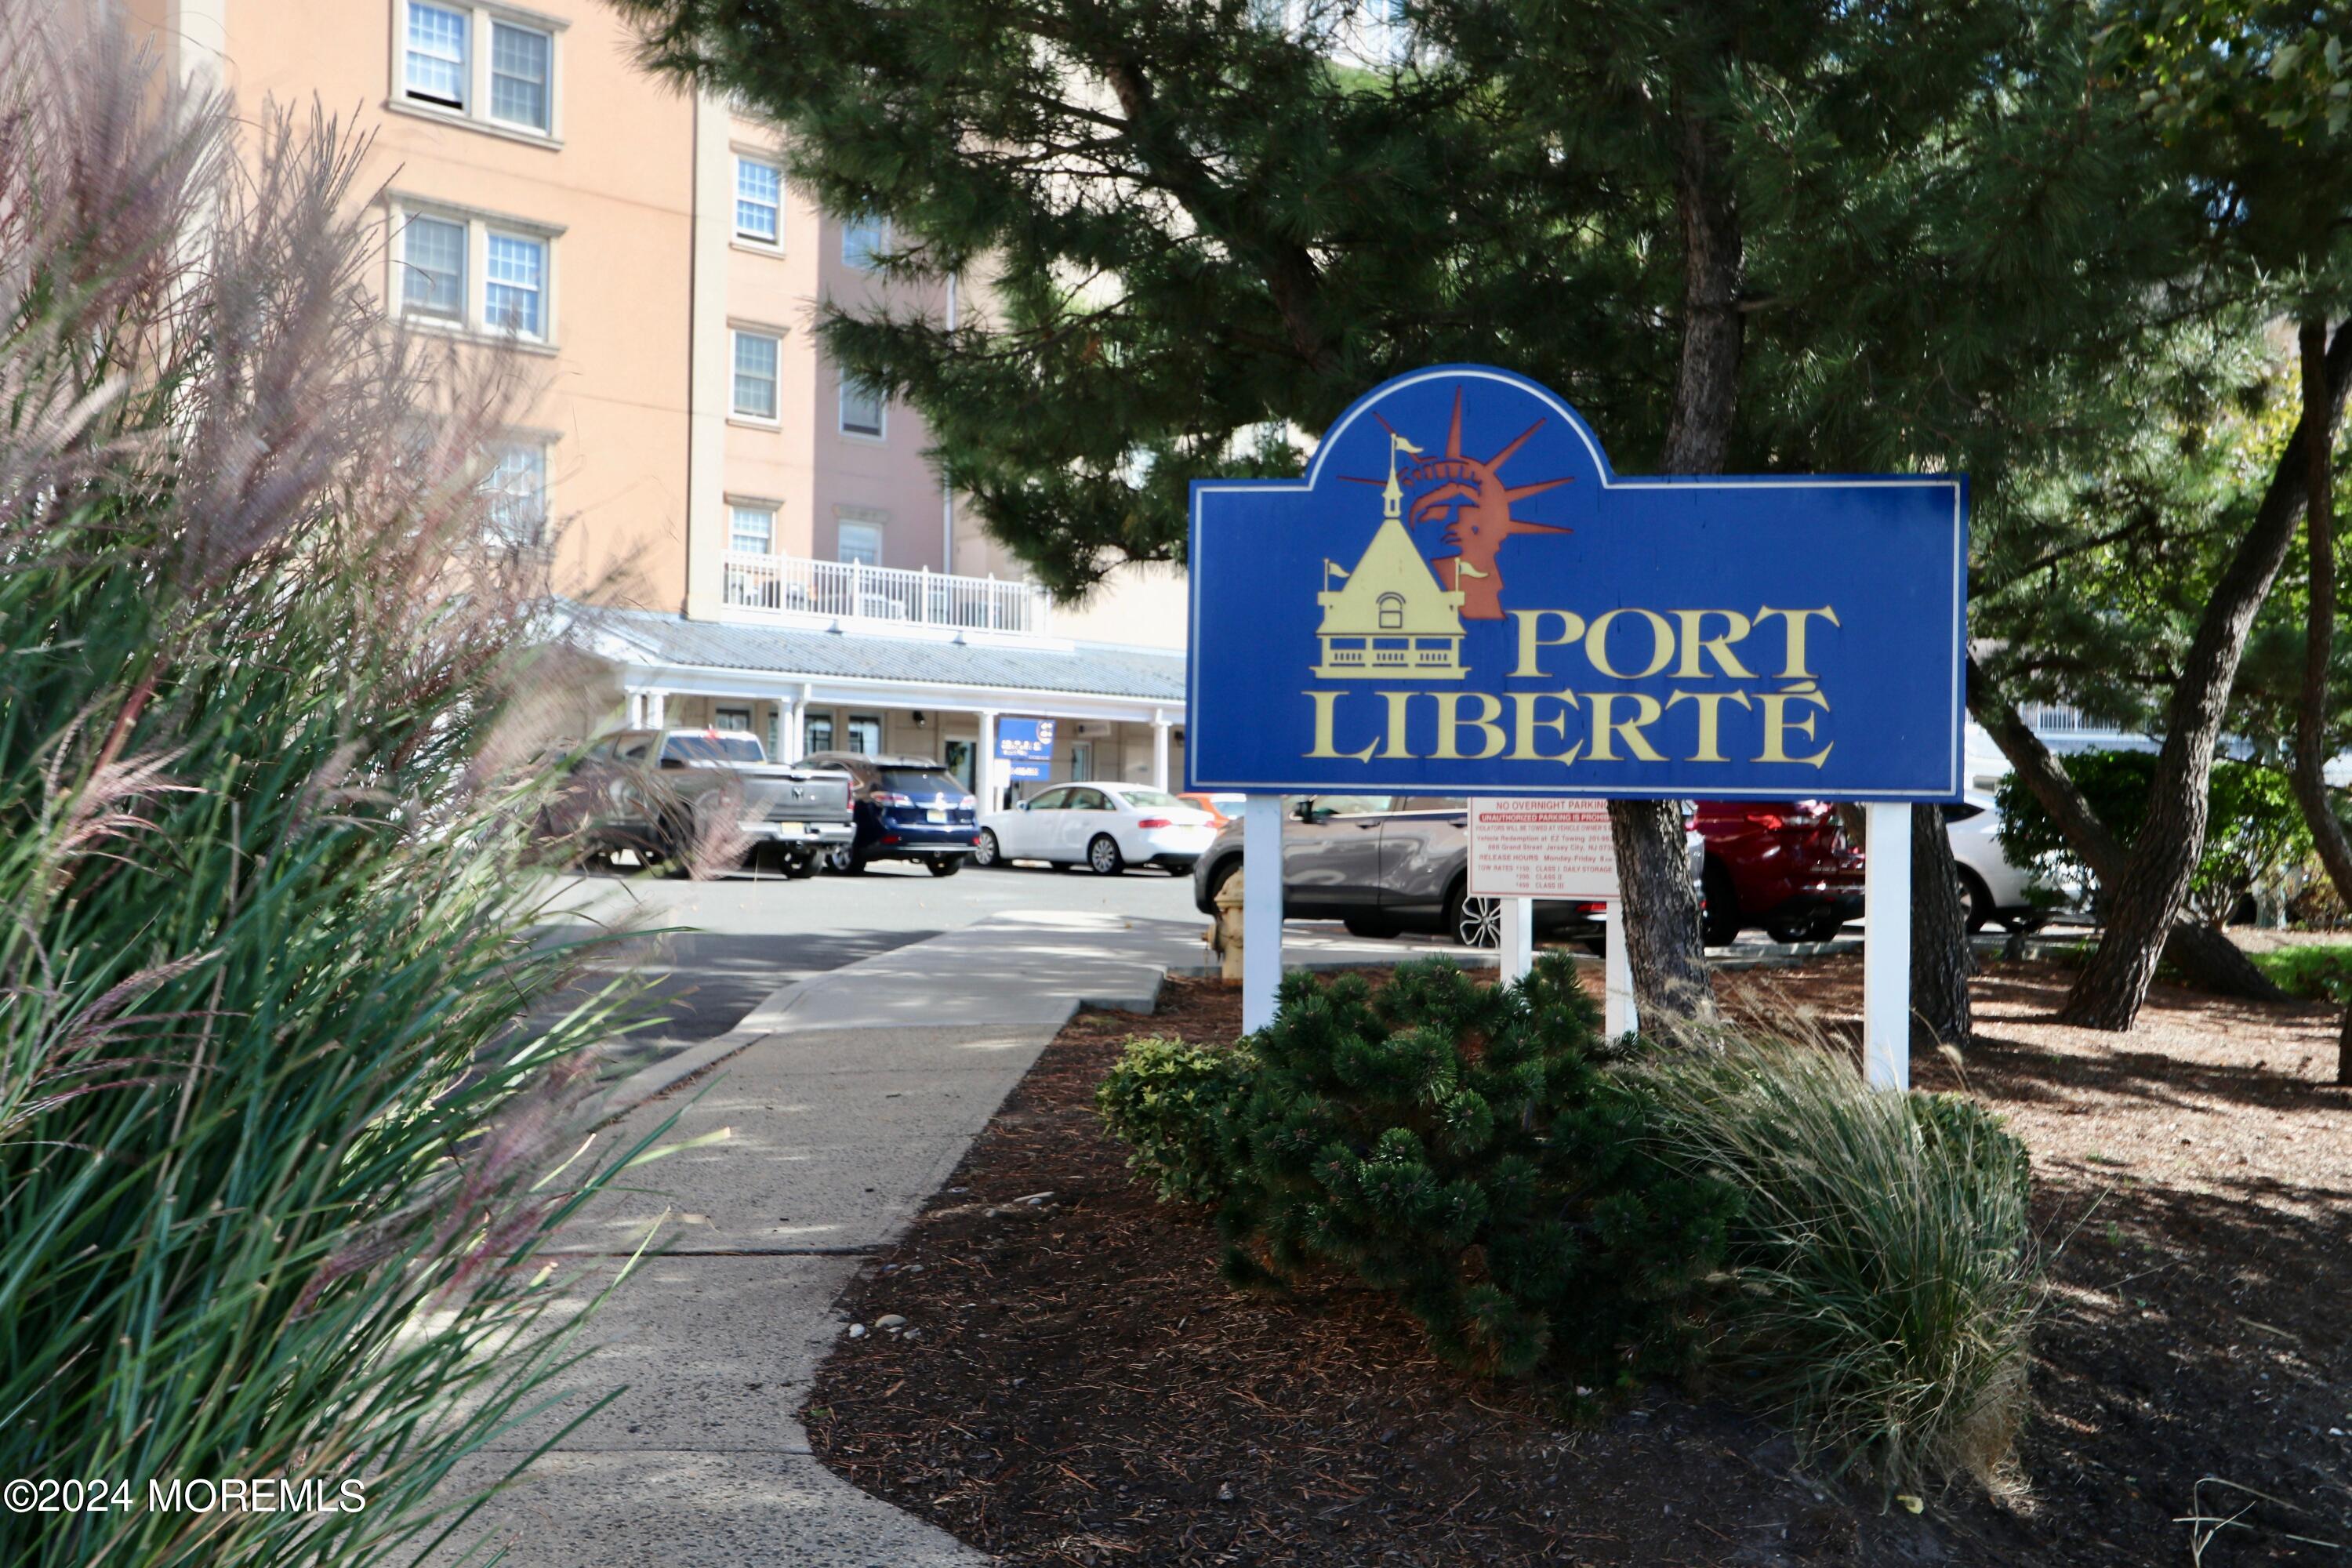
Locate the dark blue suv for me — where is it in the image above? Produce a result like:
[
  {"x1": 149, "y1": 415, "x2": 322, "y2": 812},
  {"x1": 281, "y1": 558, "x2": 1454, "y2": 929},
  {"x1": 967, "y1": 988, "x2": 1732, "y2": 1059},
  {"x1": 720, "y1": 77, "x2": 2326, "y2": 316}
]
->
[{"x1": 796, "y1": 752, "x2": 979, "y2": 877}]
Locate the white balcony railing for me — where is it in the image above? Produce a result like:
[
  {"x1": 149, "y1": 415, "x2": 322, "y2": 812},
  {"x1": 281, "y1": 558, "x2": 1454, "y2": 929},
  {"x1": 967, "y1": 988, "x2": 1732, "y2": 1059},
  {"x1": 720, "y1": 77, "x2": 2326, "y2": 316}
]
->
[{"x1": 720, "y1": 551, "x2": 1053, "y2": 635}]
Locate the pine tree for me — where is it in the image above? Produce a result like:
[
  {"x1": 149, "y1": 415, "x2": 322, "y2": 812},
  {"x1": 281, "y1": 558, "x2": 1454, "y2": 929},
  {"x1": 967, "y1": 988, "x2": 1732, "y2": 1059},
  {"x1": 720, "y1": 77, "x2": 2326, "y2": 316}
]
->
[
  {"x1": 612, "y1": 0, "x2": 2205, "y2": 1029},
  {"x1": 2009, "y1": 5, "x2": 2352, "y2": 1030}
]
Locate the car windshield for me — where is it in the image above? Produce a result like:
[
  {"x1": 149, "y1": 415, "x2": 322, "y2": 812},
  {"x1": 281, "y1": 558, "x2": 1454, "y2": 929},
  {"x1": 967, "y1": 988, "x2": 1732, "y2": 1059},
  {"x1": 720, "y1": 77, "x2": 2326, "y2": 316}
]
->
[
  {"x1": 661, "y1": 733, "x2": 765, "y2": 764},
  {"x1": 880, "y1": 769, "x2": 963, "y2": 797},
  {"x1": 1119, "y1": 788, "x2": 1185, "y2": 808}
]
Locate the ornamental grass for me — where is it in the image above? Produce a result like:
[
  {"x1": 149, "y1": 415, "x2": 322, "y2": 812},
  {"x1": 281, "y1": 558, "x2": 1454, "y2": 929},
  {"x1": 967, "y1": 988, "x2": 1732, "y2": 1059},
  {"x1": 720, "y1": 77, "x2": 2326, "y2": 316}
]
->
[{"x1": 0, "y1": 12, "x2": 660, "y2": 1563}]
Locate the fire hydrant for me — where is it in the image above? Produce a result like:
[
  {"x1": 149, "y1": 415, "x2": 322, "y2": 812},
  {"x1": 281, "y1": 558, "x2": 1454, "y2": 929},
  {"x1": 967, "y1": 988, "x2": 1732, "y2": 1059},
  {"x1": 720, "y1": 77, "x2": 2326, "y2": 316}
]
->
[{"x1": 1209, "y1": 866, "x2": 1247, "y2": 985}]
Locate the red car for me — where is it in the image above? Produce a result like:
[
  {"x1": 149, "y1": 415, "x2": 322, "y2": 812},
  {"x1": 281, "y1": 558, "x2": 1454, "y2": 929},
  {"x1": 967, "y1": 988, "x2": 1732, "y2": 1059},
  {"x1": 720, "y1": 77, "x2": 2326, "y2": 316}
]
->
[{"x1": 1693, "y1": 799, "x2": 1865, "y2": 946}]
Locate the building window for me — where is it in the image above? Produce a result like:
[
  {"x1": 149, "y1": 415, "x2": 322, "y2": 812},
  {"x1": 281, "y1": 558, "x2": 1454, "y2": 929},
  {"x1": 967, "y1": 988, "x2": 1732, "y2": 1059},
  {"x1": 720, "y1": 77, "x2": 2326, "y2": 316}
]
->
[
  {"x1": 483, "y1": 440, "x2": 548, "y2": 546},
  {"x1": 839, "y1": 376, "x2": 884, "y2": 437},
  {"x1": 837, "y1": 521, "x2": 882, "y2": 566},
  {"x1": 804, "y1": 713, "x2": 836, "y2": 753},
  {"x1": 841, "y1": 213, "x2": 887, "y2": 268},
  {"x1": 728, "y1": 503, "x2": 775, "y2": 555},
  {"x1": 1377, "y1": 592, "x2": 1404, "y2": 630},
  {"x1": 846, "y1": 713, "x2": 884, "y2": 756},
  {"x1": 403, "y1": 2, "x2": 469, "y2": 111},
  {"x1": 400, "y1": 2, "x2": 560, "y2": 139},
  {"x1": 397, "y1": 208, "x2": 557, "y2": 341},
  {"x1": 735, "y1": 157, "x2": 782, "y2": 244},
  {"x1": 399, "y1": 213, "x2": 466, "y2": 319},
  {"x1": 488, "y1": 20, "x2": 552, "y2": 132},
  {"x1": 732, "y1": 330, "x2": 779, "y2": 419},
  {"x1": 484, "y1": 230, "x2": 546, "y2": 336},
  {"x1": 713, "y1": 705, "x2": 753, "y2": 732}
]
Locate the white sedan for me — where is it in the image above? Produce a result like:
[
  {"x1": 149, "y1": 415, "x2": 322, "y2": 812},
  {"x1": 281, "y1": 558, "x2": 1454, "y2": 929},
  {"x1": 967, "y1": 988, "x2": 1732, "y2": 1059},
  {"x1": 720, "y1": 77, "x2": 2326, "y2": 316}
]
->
[
  {"x1": 1943, "y1": 794, "x2": 2047, "y2": 933},
  {"x1": 973, "y1": 783, "x2": 1218, "y2": 875}
]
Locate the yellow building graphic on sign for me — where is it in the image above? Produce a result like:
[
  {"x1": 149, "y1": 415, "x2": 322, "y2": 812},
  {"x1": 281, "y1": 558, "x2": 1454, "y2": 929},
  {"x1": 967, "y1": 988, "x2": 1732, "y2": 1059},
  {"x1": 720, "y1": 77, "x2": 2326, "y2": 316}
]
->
[{"x1": 1314, "y1": 432, "x2": 1469, "y2": 680}]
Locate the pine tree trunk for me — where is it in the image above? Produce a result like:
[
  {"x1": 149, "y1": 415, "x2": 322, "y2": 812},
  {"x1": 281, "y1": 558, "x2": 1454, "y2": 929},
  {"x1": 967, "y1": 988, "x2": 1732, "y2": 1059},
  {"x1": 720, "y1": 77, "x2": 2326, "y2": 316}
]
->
[
  {"x1": 2281, "y1": 319, "x2": 2352, "y2": 1085},
  {"x1": 1911, "y1": 802, "x2": 1974, "y2": 1048},
  {"x1": 1611, "y1": 91, "x2": 1740, "y2": 1033},
  {"x1": 2062, "y1": 319, "x2": 2352, "y2": 1029},
  {"x1": 1967, "y1": 655, "x2": 2287, "y2": 1000}
]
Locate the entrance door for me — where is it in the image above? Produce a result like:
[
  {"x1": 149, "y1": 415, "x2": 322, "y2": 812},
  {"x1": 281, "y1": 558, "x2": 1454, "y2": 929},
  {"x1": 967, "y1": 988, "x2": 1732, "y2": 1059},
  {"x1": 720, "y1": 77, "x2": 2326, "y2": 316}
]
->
[{"x1": 944, "y1": 739, "x2": 975, "y2": 793}]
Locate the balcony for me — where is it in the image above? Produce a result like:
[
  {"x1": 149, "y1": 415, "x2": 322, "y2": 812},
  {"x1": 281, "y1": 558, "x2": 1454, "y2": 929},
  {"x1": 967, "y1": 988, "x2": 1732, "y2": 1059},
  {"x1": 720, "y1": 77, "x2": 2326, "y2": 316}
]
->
[{"x1": 720, "y1": 551, "x2": 1054, "y2": 636}]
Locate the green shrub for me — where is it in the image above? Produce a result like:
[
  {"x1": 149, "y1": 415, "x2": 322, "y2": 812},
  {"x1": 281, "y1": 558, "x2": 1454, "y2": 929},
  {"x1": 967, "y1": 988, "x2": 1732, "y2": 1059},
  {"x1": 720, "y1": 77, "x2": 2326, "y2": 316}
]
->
[
  {"x1": 1995, "y1": 749, "x2": 2308, "y2": 924},
  {"x1": 1639, "y1": 1040, "x2": 2039, "y2": 1492},
  {"x1": 1096, "y1": 1036, "x2": 1256, "y2": 1207},
  {"x1": 1202, "y1": 956, "x2": 1740, "y2": 1379},
  {"x1": 2249, "y1": 941, "x2": 2352, "y2": 1001}
]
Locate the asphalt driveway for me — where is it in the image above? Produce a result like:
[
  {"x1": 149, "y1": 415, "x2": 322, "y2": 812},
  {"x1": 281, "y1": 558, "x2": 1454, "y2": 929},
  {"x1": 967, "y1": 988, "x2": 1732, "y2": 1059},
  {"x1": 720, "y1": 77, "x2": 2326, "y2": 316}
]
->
[{"x1": 525, "y1": 860, "x2": 1207, "y2": 1077}]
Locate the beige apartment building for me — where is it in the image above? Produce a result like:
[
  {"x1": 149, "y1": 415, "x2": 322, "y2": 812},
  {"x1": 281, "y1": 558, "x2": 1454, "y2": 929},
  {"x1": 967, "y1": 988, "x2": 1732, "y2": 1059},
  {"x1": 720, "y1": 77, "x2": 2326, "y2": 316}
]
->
[{"x1": 127, "y1": 0, "x2": 1188, "y2": 804}]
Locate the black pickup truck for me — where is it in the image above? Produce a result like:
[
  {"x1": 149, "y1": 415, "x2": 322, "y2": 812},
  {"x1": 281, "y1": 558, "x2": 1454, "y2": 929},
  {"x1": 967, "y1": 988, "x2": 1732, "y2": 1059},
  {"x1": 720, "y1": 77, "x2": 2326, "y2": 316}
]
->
[{"x1": 546, "y1": 728, "x2": 855, "y2": 877}]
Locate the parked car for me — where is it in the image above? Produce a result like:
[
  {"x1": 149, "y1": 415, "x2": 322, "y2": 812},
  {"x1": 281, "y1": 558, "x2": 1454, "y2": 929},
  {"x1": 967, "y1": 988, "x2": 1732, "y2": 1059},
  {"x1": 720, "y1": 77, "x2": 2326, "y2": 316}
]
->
[
  {"x1": 795, "y1": 752, "x2": 980, "y2": 875},
  {"x1": 1177, "y1": 791, "x2": 1247, "y2": 828},
  {"x1": 1189, "y1": 795, "x2": 1705, "y2": 949},
  {"x1": 1943, "y1": 794, "x2": 2048, "y2": 933},
  {"x1": 975, "y1": 783, "x2": 1218, "y2": 874},
  {"x1": 543, "y1": 728, "x2": 854, "y2": 876},
  {"x1": 1693, "y1": 799, "x2": 1865, "y2": 946}
]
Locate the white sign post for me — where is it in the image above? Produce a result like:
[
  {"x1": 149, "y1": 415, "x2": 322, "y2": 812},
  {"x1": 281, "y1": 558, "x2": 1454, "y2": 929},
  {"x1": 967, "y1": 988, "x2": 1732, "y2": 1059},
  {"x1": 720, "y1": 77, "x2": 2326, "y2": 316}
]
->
[
  {"x1": 1468, "y1": 798, "x2": 1635, "y2": 1039},
  {"x1": 1242, "y1": 795, "x2": 1286, "y2": 1033},
  {"x1": 1862, "y1": 800, "x2": 1911, "y2": 1091}
]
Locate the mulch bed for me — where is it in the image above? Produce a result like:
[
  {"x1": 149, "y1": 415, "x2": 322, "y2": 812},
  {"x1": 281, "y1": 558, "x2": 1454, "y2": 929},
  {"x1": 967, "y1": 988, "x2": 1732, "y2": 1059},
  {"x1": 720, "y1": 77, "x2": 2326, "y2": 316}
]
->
[{"x1": 804, "y1": 953, "x2": 2352, "y2": 1566}]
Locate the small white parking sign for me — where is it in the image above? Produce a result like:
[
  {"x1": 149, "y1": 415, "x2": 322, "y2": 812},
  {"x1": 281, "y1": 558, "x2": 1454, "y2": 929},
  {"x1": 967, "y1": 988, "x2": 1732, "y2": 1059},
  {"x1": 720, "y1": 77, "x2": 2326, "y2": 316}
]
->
[{"x1": 1466, "y1": 797, "x2": 1618, "y2": 899}]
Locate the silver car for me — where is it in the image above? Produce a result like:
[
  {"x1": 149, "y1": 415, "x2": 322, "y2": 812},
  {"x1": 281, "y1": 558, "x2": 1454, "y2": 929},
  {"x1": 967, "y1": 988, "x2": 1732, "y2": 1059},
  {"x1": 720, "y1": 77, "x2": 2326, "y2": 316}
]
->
[{"x1": 1192, "y1": 795, "x2": 1694, "y2": 949}]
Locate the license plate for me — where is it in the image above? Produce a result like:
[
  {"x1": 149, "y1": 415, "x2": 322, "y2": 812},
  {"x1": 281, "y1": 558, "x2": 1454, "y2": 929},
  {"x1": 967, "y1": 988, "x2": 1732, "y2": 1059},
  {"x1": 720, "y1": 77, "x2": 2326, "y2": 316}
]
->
[{"x1": 925, "y1": 808, "x2": 947, "y2": 823}]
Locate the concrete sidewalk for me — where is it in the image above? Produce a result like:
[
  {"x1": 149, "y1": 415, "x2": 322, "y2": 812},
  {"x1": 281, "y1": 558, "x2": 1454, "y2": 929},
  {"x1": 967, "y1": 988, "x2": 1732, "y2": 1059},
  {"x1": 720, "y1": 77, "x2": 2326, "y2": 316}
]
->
[{"x1": 432, "y1": 911, "x2": 1210, "y2": 1568}]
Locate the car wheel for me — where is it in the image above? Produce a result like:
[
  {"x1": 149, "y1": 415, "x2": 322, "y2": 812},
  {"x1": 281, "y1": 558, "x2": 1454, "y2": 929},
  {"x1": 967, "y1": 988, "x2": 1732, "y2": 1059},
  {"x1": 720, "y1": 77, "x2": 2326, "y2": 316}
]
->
[
  {"x1": 927, "y1": 856, "x2": 962, "y2": 877},
  {"x1": 1342, "y1": 914, "x2": 1399, "y2": 939},
  {"x1": 1766, "y1": 914, "x2": 1817, "y2": 945},
  {"x1": 1700, "y1": 860, "x2": 1740, "y2": 947},
  {"x1": 1958, "y1": 867, "x2": 1994, "y2": 934},
  {"x1": 1445, "y1": 881, "x2": 1501, "y2": 949},
  {"x1": 1087, "y1": 834, "x2": 1125, "y2": 876},
  {"x1": 782, "y1": 852, "x2": 818, "y2": 880},
  {"x1": 972, "y1": 829, "x2": 1001, "y2": 868}
]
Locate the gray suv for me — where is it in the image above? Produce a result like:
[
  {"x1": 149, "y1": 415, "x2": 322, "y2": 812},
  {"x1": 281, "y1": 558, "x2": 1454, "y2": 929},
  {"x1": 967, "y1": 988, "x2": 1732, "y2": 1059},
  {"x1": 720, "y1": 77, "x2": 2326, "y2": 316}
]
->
[{"x1": 1189, "y1": 795, "x2": 1620, "y2": 949}]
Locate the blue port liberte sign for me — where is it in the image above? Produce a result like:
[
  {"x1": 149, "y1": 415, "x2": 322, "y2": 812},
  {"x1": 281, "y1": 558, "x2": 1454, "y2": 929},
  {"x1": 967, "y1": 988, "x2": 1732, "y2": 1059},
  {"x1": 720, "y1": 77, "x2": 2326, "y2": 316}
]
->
[{"x1": 1185, "y1": 365, "x2": 1967, "y2": 802}]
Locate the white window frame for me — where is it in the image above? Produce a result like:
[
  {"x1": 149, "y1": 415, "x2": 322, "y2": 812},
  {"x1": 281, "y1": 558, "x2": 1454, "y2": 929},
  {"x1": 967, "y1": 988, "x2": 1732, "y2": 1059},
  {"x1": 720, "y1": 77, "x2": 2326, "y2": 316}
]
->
[
  {"x1": 731, "y1": 328, "x2": 782, "y2": 423},
  {"x1": 733, "y1": 154, "x2": 783, "y2": 247},
  {"x1": 482, "y1": 437, "x2": 552, "y2": 548},
  {"x1": 401, "y1": 1, "x2": 470, "y2": 111},
  {"x1": 728, "y1": 501, "x2": 777, "y2": 555},
  {"x1": 393, "y1": 1, "x2": 565, "y2": 146},
  {"x1": 837, "y1": 376, "x2": 886, "y2": 440},
  {"x1": 389, "y1": 198, "x2": 562, "y2": 347},
  {"x1": 841, "y1": 213, "x2": 889, "y2": 268},
  {"x1": 837, "y1": 521, "x2": 883, "y2": 566},
  {"x1": 397, "y1": 211, "x2": 468, "y2": 321},
  {"x1": 483, "y1": 227, "x2": 547, "y2": 339},
  {"x1": 486, "y1": 16, "x2": 554, "y2": 133}
]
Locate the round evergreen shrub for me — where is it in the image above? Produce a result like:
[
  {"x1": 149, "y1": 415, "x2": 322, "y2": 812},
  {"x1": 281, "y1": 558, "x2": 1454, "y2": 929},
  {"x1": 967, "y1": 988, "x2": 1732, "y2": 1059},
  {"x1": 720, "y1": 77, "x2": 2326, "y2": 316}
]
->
[{"x1": 1197, "y1": 955, "x2": 1739, "y2": 1380}]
